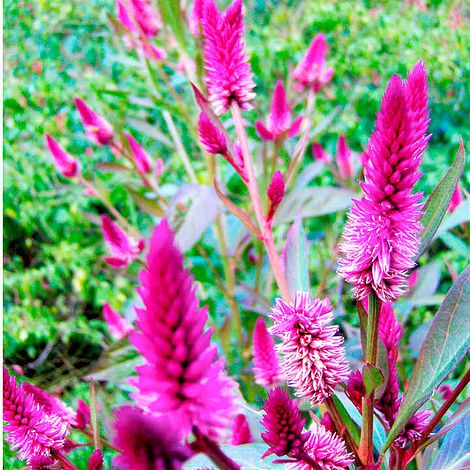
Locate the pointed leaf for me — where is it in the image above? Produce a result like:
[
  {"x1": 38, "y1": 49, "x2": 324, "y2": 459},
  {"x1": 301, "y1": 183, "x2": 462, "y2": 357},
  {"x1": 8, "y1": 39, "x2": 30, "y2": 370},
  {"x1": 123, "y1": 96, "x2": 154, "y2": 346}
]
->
[
  {"x1": 283, "y1": 220, "x2": 309, "y2": 297},
  {"x1": 127, "y1": 188, "x2": 164, "y2": 217},
  {"x1": 383, "y1": 266, "x2": 470, "y2": 451}
]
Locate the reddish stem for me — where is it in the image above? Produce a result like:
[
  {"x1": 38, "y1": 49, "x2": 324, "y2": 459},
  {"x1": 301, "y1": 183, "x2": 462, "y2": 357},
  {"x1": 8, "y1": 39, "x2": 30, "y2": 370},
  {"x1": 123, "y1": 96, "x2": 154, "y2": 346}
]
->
[{"x1": 192, "y1": 428, "x2": 240, "y2": 470}]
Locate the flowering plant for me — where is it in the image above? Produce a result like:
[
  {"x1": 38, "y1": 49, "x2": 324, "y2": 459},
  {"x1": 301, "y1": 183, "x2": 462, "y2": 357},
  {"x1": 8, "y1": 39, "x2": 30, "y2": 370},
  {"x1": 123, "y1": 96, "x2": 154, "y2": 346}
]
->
[{"x1": 4, "y1": 1, "x2": 469, "y2": 469}]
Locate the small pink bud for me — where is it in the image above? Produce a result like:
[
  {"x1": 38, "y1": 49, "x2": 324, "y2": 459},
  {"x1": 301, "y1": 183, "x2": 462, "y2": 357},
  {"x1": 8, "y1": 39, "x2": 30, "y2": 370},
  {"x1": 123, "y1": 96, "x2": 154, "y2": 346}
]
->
[
  {"x1": 129, "y1": 0, "x2": 162, "y2": 38},
  {"x1": 11, "y1": 364, "x2": 24, "y2": 375},
  {"x1": 438, "y1": 384, "x2": 453, "y2": 401},
  {"x1": 336, "y1": 134, "x2": 353, "y2": 179},
  {"x1": 46, "y1": 134, "x2": 80, "y2": 178},
  {"x1": 88, "y1": 448, "x2": 104, "y2": 470},
  {"x1": 125, "y1": 133, "x2": 152, "y2": 174},
  {"x1": 320, "y1": 411, "x2": 336, "y2": 433},
  {"x1": 266, "y1": 171, "x2": 285, "y2": 222},
  {"x1": 103, "y1": 303, "x2": 132, "y2": 340},
  {"x1": 230, "y1": 414, "x2": 253, "y2": 445},
  {"x1": 312, "y1": 142, "x2": 331, "y2": 164},
  {"x1": 74, "y1": 97, "x2": 113, "y2": 146},
  {"x1": 198, "y1": 113, "x2": 227, "y2": 155},
  {"x1": 74, "y1": 399, "x2": 91, "y2": 430},
  {"x1": 448, "y1": 185, "x2": 463, "y2": 213},
  {"x1": 155, "y1": 158, "x2": 164, "y2": 178}
]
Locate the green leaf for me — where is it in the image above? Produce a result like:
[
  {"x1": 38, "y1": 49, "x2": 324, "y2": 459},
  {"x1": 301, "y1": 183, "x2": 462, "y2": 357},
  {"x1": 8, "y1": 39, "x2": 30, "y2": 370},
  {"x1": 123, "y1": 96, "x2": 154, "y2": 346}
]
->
[
  {"x1": 417, "y1": 140, "x2": 465, "y2": 259},
  {"x1": 330, "y1": 394, "x2": 361, "y2": 445},
  {"x1": 158, "y1": 0, "x2": 188, "y2": 51},
  {"x1": 127, "y1": 188, "x2": 164, "y2": 217},
  {"x1": 383, "y1": 266, "x2": 470, "y2": 452},
  {"x1": 363, "y1": 364, "x2": 384, "y2": 396},
  {"x1": 283, "y1": 219, "x2": 309, "y2": 297}
]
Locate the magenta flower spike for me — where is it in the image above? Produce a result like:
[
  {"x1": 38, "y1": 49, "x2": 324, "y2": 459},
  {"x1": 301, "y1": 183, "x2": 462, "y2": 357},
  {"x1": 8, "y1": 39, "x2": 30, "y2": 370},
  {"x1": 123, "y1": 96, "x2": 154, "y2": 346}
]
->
[
  {"x1": 312, "y1": 142, "x2": 332, "y2": 164},
  {"x1": 255, "y1": 81, "x2": 303, "y2": 141},
  {"x1": 74, "y1": 399, "x2": 91, "y2": 430},
  {"x1": 128, "y1": 0, "x2": 162, "y2": 38},
  {"x1": 189, "y1": 0, "x2": 204, "y2": 36},
  {"x1": 74, "y1": 98, "x2": 114, "y2": 146},
  {"x1": 45, "y1": 134, "x2": 80, "y2": 178},
  {"x1": 88, "y1": 449, "x2": 104, "y2": 470},
  {"x1": 201, "y1": 0, "x2": 256, "y2": 114},
  {"x1": 269, "y1": 292, "x2": 350, "y2": 404},
  {"x1": 448, "y1": 184, "x2": 463, "y2": 213},
  {"x1": 261, "y1": 387, "x2": 309, "y2": 458},
  {"x1": 230, "y1": 414, "x2": 253, "y2": 445},
  {"x1": 252, "y1": 317, "x2": 284, "y2": 387},
  {"x1": 338, "y1": 61, "x2": 430, "y2": 302},
  {"x1": 266, "y1": 170, "x2": 286, "y2": 223},
  {"x1": 117, "y1": 0, "x2": 136, "y2": 32},
  {"x1": 103, "y1": 303, "x2": 132, "y2": 340},
  {"x1": 28, "y1": 456, "x2": 57, "y2": 470},
  {"x1": 336, "y1": 135, "x2": 353, "y2": 180},
  {"x1": 3, "y1": 368, "x2": 68, "y2": 461},
  {"x1": 293, "y1": 33, "x2": 334, "y2": 93},
  {"x1": 125, "y1": 133, "x2": 152, "y2": 174},
  {"x1": 198, "y1": 112, "x2": 227, "y2": 155},
  {"x1": 130, "y1": 220, "x2": 237, "y2": 439},
  {"x1": 113, "y1": 406, "x2": 192, "y2": 470},
  {"x1": 100, "y1": 215, "x2": 144, "y2": 268}
]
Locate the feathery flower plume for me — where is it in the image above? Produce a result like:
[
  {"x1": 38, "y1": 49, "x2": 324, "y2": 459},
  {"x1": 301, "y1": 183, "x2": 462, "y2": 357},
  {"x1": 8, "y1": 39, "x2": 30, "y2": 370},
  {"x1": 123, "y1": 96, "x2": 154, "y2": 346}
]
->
[
  {"x1": 130, "y1": 220, "x2": 237, "y2": 439},
  {"x1": 198, "y1": 112, "x2": 227, "y2": 155},
  {"x1": 256, "y1": 81, "x2": 303, "y2": 141},
  {"x1": 230, "y1": 414, "x2": 253, "y2": 445},
  {"x1": 88, "y1": 449, "x2": 104, "y2": 470},
  {"x1": 100, "y1": 215, "x2": 144, "y2": 268},
  {"x1": 103, "y1": 303, "x2": 132, "y2": 340},
  {"x1": 74, "y1": 98, "x2": 114, "y2": 146},
  {"x1": 394, "y1": 408, "x2": 432, "y2": 448},
  {"x1": 189, "y1": 0, "x2": 205, "y2": 36},
  {"x1": 125, "y1": 133, "x2": 152, "y2": 174},
  {"x1": 293, "y1": 33, "x2": 334, "y2": 93},
  {"x1": 261, "y1": 387, "x2": 309, "y2": 459},
  {"x1": 267, "y1": 171, "x2": 286, "y2": 223},
  {"x1": 252, "y1": 317, "x2": 284, "y2": 387},
  {"x1": 128, "y1": 0, "x2": 162, "y2": 37},
  {"x1": 336, "y1": 135, "x2": 353, "y2": 180},
  {"x1": 338, "y1": 61, "x2": 430, "y2": 302},
  {"x1": 448, "y1": 185, "x2": 463, "y2": 213},
  {"x1": 3, "y1": 368, "x2": 68, "y2": 461},
  {"x1": 312, "y1": 142, "x2": 331, "y2": 164},
  {"x1": 269, "y1": 292, "x2": 350, "y2": 404},
  {"x1": 113, "y1": 406, "x2": 192, "y2": 470},
  {"x1": 45, "y1": 135, "x2": 80, "y2": 178},
  {"x1": 201, "y1": 0, "x2": 256, "y2": 114}
]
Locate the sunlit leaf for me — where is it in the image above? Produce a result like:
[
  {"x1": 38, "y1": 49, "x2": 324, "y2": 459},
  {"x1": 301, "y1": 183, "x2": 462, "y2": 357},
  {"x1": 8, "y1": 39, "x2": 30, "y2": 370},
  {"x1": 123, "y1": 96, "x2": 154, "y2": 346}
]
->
[{"x1": 283, "y1": 219, "x2": 309, "y2": 297}]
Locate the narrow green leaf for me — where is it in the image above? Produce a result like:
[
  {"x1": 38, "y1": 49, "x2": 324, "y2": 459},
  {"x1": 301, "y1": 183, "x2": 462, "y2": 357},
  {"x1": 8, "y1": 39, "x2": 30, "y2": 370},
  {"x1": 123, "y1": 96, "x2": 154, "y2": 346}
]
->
[
  {"x1": 417, "y1": 140, "x2": 465, "y2": 259},
  {"x1": 383, "y1": 266, "x2": 470, "y2": 451},
  {"x1": 158, "y1": 0, "x2": 188, "y2": 51},
  {"x1": 283, "y1": 220, "x2": 309, "y2": 297},
  {"x1": 330, "y1": 394, "x2": 362, "y2": 445},
  {"x1": 127, "y1": 188, "x2": 164, "y2": 217}
]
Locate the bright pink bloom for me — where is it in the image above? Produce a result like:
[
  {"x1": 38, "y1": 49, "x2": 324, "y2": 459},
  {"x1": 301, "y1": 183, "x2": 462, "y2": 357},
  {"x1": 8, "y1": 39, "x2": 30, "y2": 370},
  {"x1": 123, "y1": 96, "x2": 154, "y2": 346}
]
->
[
  {"x1": 74, "y1": 98, "x2": 114, "y2": 146},
  {"x1": 293, "y1": 34, "x2": 334, "y2": 93},
  {"x1": 201, "y1": 0, "x2": 256, "y2": 114},
  {"x1": 320, "y1": 411, "x2": 335, "y2": 434},
  {"x1": 288, "y1": 422, "x2": 353, "y2": 470},
  {"x1": 395, "y1": 408, "x2": 432, "y2": 448},
  {"x1": 255, "y1": 81, "x2": 303, "y2": 141},
  {"x1": 3, "y1": 368, "x2": 68, "y2": 460},
  {"x1": 101, "y1": 215, "x2": 144, "y2": 268},
  {"x1": 74, "y1": 399, "x2": 91, "y2": 430},
  {"x1": 448, "y1": 185, "x2": 463, "y2": 213},
  {"x1": 312, "y1": 142, "x2": 331, "y2": 164},
  {"x1": 118, "y1": 0, "x2": 162, "y2": 37},
  {"x1": 103, "y1": 303, "x2": 132, "y2": 340},
  {"x1": 338, "y1": 61, "x2": 430, "y2": 302},
  {"x1": 345, "y1": 370, "x2": 365, "y2": 412},
  {"x1": 45, "y1": 134, "x2": 80, "y2": 178},
  {"x1": 252, "y1": 317, "x2": 284, "y2": 387},
  {"x1": 125, "y1": 133, "x2": 152, "y2": 174},
  {"x1": 269, "y1": 292, "x2": 349, "y2": 404},
  {"x1": 189, "y1": 0, "x2": 205, "y2": 36},
  {"x1": 267, "y1": 171, "x2": 285, "y2": 222},
  {"x1": 438, "y1": 385, "x2": 453, "y2": 401},
  {"x1": 117, "y1": 0, "x2": 135, "y2": 32},
  {"x1": 28, "y1": 456, "x2": 57, "y2": 469},
  {"x1": 113, "y1": 406, "x2": 192, "y2": 470},
  {"x1": 336, "y1": 135, "x2": 353, "y2": 180},
  {"x1": 261, "y1": 387, "x2": 309, "y2": 458},
  {"x1": 198, "y1": 112, "x2": 227, "y2": 155},
  {"x1": 88, "y1": 449, "x2": 104, "y2": 470},
  {"x1": 130, "y1": 220, "x2": 237, "y2": 439},
  {"x1": 230, "y1": 414, "x2": 253, "y2": 445}
]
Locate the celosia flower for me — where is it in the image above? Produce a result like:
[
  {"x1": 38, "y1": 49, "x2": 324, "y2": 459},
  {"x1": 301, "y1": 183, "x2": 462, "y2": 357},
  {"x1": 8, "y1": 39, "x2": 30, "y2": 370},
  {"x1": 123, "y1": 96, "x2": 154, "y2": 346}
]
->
[
  {"x1": 345, "y1": 370, "x2": 365, "y2": 412},
  {"x1": 198, "y1": 112, "x2": 227, "y2": 155},
  {"x1": 125, "y1": 133, "x2": 152, "y2": 174},
  {"x1": 293, "y1": 33, "x2": 334, "y2": 93},
  {"x1": 113, "y1": 406, "x2": 192, "y2": 470},
  {"x1": 287, "y1": 422, "x2": 353, "y2": 470},
  {"x1": 267, "y1": 171, "x2": 286, "y2": 222},
  {"x1": 45, "y1": 134, "x2": 80, "y2": 178},
  {"x1": 103, "y1": 303, "x2": 132, "y2": 340},
  {"x1": 201, "y1": 0, "x2": 256, "y2": 114},
  {"x1": 101, "y1": 215, "x2": 144, "y2": 268},
  {"x1": 312, "y1": 142, "x2": 331, "y2": 164},
  {"x1": 230, "y1": 414, "x2": 253, "y2": 445},
  {"x1": 448, "y1": 185, "x2": 463, "y2": 213},
  {"x1": 3, "y1": 368, "x2": 68, "y2": 460},
  {"x1": 189, "y1": 0, "x2": 204, "y2": 36},
  {"x1": 336, "y1": 135, "x2": 353, "y2": 180},
  {"x1": 269, "y1": 292, "x2": 350, "y2": 404},
  {"x1": 252, "y1": 317, "x2": 284, "y2": 387},
  {"x1": 129, "y1": 0, "x2": 162, "y2": 37},
  {"x1": 28, "y1": 456, "x2": 57, "y2": 470},
  {"x1": 338, "y1": 61, "x2": 430, "y2": 302},
  {"x1": 320, "y1": 411, "x2": 335, "y2": 434},
  {"x1": 256, "y1": 81, "x2": 303, "y2": 141},
  {"x1": 130, "y1": 220, "x2": 237, "y2": 439},
  {"x1": 74, "y1": 399, "x2": 91, "y2": 431},
  {"x1": 74, "y1": 98, "x2": 114, "y2": 146},
  {"x1": 261, "y1": 387, "x2": 309, "y2": 458},
  {"x1": 88, "y1": 449, "x2": 103, "y2": 470},
  {"x1": 394, "y1": 408, "x2": 432, "y2": 448}
]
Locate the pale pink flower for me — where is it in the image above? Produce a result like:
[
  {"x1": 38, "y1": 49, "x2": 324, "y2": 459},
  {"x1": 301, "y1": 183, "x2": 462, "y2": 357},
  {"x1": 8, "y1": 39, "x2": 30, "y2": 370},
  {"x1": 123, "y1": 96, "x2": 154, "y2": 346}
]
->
[
  {"x1": 100, "y1": 215, "x2": 144, "y2": 268},
  {"x1": 293, "y1": 33, "x2": 334, "y2": 93},
  {"x1": 338, "y1": 61, "x2": 430, "y2": 302},
  {"x1": 256, "y1": 81, "x2": 303, "y2": 141},
  {"x1": 312, "y1": 142, "x2": 331, "y2": 164},
  {"x1": 448, "y1": 185, "x2": 463, "y2": 213},
  {"x1": 230, "y1": 414, "x2": 253, "y2": 445},
  {"x1": 88, "y1": 449, "x2": 103, "y2": 470},
  {"x1": 201, "y1": 0, "x2": 256, "y2": 114},
  {"x1": 125, "y1": 133, "x2": 152, "y2": 174},
  {"x1": 74, "y1": 98, "x2": 114, "y2": 146},
  {"x1": 103, "y1": 303, "x2": 132, "y2": 340},
  {"x1": 336, "y1": 135, "x2": 353, "y2": 180},
  {"x1": 45, "y1": 134, "x2": 80, "y2": 178},
  {"x1": 267, "y1": 171, "x2": 286, "y2": 223},
  {"x1": 130, "y1": 220, "x2": 237, "y2": 439},
  {"x1": 269, "y1": 292, "x2": 349, "y2": 404},
  {"x1": 252, "y1": 317, "x2": 284, "y2": 387}
]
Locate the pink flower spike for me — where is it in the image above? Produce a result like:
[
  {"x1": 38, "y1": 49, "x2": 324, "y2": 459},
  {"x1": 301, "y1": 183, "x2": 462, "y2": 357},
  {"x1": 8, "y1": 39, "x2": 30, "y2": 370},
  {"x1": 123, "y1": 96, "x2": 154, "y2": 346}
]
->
[
  {"x1": 312, "y1": 142, "x2": 331, "y2": 164},
  {"x1": 230, "y1": 414, "x2": 253, "y2": 445},
  {"x1": 448, "y1": 185, "x2": 463, "y2": 213},
  {"x1": 45, "y1": 134, "x2": 80, "y2": 178},
  {"x1": 267, "y1": 170, "x2": 286, "y2": 223},
  {"x1": 189, "y1": 0, "x2": 205, "y2": 36},
  {"x1": 269, "y1": 292, "x2": 350, "y2": 404},
  {"x1": 128, "y1": 0, "x2": 162, "y2": 38},
  {"x1": 74, "y1": 97, "x2": 113, "y2": 146},
  {"x1": 201, "y1": 0, "x2": 256, "y2": 114},
  {"x1": 252, "y1": 317, "x2": 284, "y2": 387},
  {"x1": 74, "y1": 399, "x2": 91, "y2": 430},
  {"x1": 198, "y1": 112, "x2": 227, "y2": 155},
  {"x1": 293, "y1": 33, "x2": 334, "y2": 93},
  {"x1": 88, "y1": 448, "x2": 104, "y2": 470},
  {"x1": 130, "y1": 220, "x2": 237, "y2": 439},
  {"x1": 117, "y1": 0, "x2": 136, "y2": 33},
  {"x1": 113, "y1": 406, "x2": 192, "y2": 470},
  {"x1": 336, "y1": 135, "x2": 353, "y2": 180},
  {"x1": 103, "y1": 303, "x2": 132, "y2": 340},
  {"x1": 101, "y1": 215, "x2": 144, "y2": 269},
  {"x1": 338, "y1": 62, "x2": 430, "y2": 302},
  {"x1": 125, "y1": 133, "x2": 152, "y2": 174}
]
